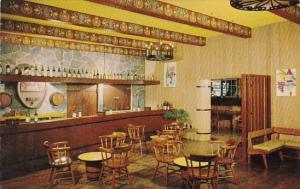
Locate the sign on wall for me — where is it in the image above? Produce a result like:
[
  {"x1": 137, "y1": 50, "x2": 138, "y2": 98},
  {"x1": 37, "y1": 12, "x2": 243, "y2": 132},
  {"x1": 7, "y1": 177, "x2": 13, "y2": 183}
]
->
[
  {"x1": 276, "y1": 69, "x2": 296, "y2": 96},
  {"x1": 164, "y1": 62, "x2": 176, "y2": 87}
]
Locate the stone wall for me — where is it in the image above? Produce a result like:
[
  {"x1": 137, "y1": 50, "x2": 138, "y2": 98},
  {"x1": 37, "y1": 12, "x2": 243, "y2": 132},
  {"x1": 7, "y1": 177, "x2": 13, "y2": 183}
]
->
[{"x1": 0, "y1": 44, "x2": 145, "y2": 116}]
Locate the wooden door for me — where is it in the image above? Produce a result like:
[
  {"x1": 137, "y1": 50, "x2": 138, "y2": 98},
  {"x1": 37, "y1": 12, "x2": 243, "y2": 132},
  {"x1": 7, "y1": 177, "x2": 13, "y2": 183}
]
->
[{"x1": 241, "y1": 74, "x2": 271, "y2": 159}]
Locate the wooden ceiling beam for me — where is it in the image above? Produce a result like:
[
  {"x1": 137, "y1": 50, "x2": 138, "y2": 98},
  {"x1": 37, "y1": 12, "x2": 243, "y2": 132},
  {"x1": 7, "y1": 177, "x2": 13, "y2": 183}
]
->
[
  {"x1": 270, "y1": 6, "x2": 300, "y2": 25},
  {"x1": 0, "y1": 31, "x2": 145, "y2": 57},
  {"x1": 88, "y1": 0, "x2": 251, "y2": 38},
  {"x1": 1, "y1": 0, "x2": 206, "y2": 46}
]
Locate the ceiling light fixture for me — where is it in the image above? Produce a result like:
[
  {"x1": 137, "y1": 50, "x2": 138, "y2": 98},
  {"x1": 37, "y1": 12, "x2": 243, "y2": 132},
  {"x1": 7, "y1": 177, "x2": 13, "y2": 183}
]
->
[
  {"x1": 230, "y1": 0, "x2": 300, "y2": 11},
  {"x1": 145, "y1": 42, "x2": 173, "y2": 61}
]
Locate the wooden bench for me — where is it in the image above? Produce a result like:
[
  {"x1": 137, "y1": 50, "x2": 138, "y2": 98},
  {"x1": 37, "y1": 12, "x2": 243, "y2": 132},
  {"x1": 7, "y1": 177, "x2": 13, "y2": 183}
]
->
[{"x1": 248, "y1": 127, "x2": 300, "y2": 169}]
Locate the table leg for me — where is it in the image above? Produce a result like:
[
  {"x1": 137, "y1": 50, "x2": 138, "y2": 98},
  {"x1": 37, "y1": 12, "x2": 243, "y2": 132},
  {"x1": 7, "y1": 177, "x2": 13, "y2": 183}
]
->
[{"x1": 85, "y1": 161, "x2": 101, "y2": 180}]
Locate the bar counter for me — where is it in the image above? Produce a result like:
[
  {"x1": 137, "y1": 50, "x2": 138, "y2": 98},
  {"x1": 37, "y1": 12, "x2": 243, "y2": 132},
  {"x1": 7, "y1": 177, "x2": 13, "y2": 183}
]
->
[{"x1": 0, "y1": 110, "x2": 168, "y2": 180}]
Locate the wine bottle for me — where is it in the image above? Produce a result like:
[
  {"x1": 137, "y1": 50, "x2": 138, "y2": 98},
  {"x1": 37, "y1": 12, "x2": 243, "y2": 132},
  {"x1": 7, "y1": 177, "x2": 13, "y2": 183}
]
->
[
  {"x1": 41, "y1": 65, "x2": 45, "y2": 77},
  {"x1": 14, "y1": 66, "x2": 19, "y2": 75},
  {"x1": 77, "y1": 69, "x2": 81, "y2": 78},
  {"x1": 85, "y1": 69, "x2": 88, "y2": 78},
  {"x1": 67, "y1": 69, "x2": 72, "y2": 77},
  {"x1": 47, "y1": 65, "x2": 50, "y2": 77},
  {"x1": 0, "y1": 64, "x2": 3, "y2": 75},
  {"x1": 34, "y1": 64, "x2": 39, "y2": 76},
  {"x1": 62, "y1": 67, "x2": 66, "y2": 77},
  {"x1": 96, "y1": 70, "x2": 100, "y2": 79},
  {"x1": 57, "y1": 66, "x2": 61, "y2": 77},
  {"x1": 6, "y1": 64, "x2": 11, "y2": 75},
  {"x1": 34, "y1": 110, "x2": 38, "y2": 122},
  {"x1": 52, "y1": 66, "x2": 56, "y2": 77}
]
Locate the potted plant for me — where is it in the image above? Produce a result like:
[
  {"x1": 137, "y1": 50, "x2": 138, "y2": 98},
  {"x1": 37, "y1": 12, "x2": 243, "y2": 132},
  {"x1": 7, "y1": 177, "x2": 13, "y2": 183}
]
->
[{"x1": 163, "y1": 108, "x2": 190, "y2": 125}]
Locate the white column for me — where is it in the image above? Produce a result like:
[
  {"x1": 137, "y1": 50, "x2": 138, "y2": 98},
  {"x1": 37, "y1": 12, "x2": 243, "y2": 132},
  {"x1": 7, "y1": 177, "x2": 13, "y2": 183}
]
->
[{"x1": 194, "y1": 79, "x2": 211, "y2": 141}]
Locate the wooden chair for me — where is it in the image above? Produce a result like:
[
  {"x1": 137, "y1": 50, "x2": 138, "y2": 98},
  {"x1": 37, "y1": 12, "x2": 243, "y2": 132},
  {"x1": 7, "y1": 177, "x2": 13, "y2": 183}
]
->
[
  {"x1": 128, "y1": 124, "x2": 147, "y2": 155},
  {"x1": 163, "y1": 122, "x2": 185, "y2": 141},
  {"x1": 99, "y1": 134, "x2": 126, "y2": 149},
  {"x1": 182, "y1": 153, "x2": 218, "y2": 189},
  {"x1": 216, "y1": 139, "x2": 239, "y2": 181},
  {"x1": 43, "y1": 141, "x2": 75, "y2": 186},
  {"x1": 98, "y1": 145, "x2": 132, "y2": 189},
  {"x1": 152, "y1": 140, "x2": 182, "y2": 185}
]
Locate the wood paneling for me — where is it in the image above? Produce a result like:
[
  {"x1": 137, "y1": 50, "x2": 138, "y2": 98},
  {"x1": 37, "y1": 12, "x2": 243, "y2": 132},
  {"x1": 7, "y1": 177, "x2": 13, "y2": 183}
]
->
[
  {"x1": 103, "y1": 85, "x2": 131, "y2": 111},
  {"x1": 241, "y1": 74, "x2": 271, "y2": 159},
  {"x1": 146, "y1": 21, "x2": 300, "y2": 132},
  {"x1": 67, "y1": 85, "x2": 97, "y2": 117}
]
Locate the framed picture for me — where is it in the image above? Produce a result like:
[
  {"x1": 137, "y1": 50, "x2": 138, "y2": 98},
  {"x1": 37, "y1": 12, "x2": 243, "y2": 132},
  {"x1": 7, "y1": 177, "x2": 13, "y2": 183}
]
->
[
  {"x1": 164, "y1": 62, "x2": 176, "y2": 87},
  {"x1": 276, "y1": 68, "x2": 296, "y2": 96}
]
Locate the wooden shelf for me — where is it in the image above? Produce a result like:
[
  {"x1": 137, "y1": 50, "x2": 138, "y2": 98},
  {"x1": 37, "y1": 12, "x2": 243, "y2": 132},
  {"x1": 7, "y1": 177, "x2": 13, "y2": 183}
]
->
[{"x1": 0, "y1": 75, "x2": 160, "y2": 85}]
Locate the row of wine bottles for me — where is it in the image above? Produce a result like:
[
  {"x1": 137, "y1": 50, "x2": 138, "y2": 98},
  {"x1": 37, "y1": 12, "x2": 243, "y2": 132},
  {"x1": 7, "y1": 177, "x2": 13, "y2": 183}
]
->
[{"x1": 0, "y1": 64, "x2": 156, "y2": 80}]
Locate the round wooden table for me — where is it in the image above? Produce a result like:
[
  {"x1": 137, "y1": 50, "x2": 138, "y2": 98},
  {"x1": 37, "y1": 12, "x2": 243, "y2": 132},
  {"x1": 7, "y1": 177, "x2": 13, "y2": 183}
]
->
[
  {"x1": 78, "y1": 152, "x2": 111, "y2": 180},
  {"x1": 173, "y1": 157, "x2": 208, "y2": 168}
]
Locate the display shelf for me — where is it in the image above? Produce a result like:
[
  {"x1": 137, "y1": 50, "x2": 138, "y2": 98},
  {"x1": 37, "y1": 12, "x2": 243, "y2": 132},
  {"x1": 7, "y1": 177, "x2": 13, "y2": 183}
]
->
[{"x1": 0, "y1": 75, "x2": 160, "y2": 85}]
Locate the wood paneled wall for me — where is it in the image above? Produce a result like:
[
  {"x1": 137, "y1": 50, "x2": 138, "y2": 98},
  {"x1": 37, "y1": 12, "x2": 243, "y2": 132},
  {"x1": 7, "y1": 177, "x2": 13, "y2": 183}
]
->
[
  {"x1": 145, "y1": 21, "x2": 300, "y2": 130},
  {"x1": 67, "y1": 85, "x2": 97, "y2": 117}
]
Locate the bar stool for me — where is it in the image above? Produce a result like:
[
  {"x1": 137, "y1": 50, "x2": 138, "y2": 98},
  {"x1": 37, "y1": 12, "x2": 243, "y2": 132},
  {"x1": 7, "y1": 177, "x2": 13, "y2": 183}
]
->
[{"x1": 43, "y1": 141, "x2": 75, "y2": 186}]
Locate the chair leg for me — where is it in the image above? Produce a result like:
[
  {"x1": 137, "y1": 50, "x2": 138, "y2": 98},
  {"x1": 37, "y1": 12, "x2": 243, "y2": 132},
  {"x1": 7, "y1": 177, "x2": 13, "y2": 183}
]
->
[
  {"x1": 69, "y1": 165, "x2": 76, "y2": 185},
  {"x1": 48, "y1": 167, "x2": 54, "y2": 183},
  {"x1": 279, "y1": 151, "x2": 284, "y2": 162},
  {"x1": 139, "y1": 140, "x2": 143, "y2": 155},
  {"x1": 212, "y1": 178, "x2": 218, "y2": 189},
  {"x1": 248, "y1": 154, "x2": 251, "y2": 164},
  {"x1": 99, "y1": 166, "x2": 104, "y2": 184},
  {"x1": 262, "y1": 154, "x2": 268, "y2": 169},
  {"x1": 165, "y1": 164, "x2": 169, "y2": 185},
  {"x1": 152, "y1": 162, "x2": 160, "y2": 180},
  {"x1": 112, "y1": 169, "x2": 116, "y2": 189},
  {"x1": 125, "y1": 167, "x2": 131, "y2": 184}
]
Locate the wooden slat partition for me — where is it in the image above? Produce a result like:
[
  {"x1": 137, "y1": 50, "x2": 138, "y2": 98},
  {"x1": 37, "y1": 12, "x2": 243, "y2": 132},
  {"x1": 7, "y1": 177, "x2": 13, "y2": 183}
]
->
[{"x1": 241, "y1": 74, "x2": 271, "y2": 160}]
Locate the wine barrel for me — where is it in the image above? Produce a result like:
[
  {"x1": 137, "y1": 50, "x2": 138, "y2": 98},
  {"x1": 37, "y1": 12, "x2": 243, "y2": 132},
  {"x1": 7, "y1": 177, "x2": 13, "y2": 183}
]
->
[
  {"x1": 0, "y1": 92, "x2": 12, "y2": 109},
  {"x1": 50, "y1": 92, "x2": 64, "y2": 106}
]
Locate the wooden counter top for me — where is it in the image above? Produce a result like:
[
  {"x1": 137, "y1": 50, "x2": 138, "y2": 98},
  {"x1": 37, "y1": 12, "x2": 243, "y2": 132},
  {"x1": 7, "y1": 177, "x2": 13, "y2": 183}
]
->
[{"x1": 0, "y1": 110, "x2": 166, "y2": 136}]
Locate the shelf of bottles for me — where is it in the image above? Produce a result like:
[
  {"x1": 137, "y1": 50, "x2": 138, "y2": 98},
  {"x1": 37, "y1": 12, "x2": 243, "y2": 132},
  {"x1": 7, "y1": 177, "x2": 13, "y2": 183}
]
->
[{"x1": 0, "y1": 64, "x2": 160, "y2": 85}]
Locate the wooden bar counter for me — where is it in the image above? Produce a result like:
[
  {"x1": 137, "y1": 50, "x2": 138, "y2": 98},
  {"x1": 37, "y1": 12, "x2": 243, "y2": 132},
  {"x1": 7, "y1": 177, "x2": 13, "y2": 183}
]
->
[{"x1": 0, "y1": 110, "x2": 167, "y2": 180}]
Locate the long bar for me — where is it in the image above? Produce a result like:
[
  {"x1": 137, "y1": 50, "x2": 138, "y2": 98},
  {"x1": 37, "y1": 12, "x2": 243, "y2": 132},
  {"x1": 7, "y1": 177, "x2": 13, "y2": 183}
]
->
[{"x1": 0, "y1": 110, "x2": 167, "y2": 179}]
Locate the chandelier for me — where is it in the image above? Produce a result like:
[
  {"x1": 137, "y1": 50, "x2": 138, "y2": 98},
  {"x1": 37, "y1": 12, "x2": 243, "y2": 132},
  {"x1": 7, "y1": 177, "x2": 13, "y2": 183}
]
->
[
  {"x1": 230, "y1": 0, "x2": 300, "y2": 11},
  {"x1": 145, "y1": 42, "x2": 173, "y2": 61}
]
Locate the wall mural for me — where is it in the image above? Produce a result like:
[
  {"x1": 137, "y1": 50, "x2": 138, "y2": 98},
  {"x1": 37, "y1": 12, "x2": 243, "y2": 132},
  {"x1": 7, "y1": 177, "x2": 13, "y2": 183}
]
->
[{"x1": 0, "y1": 44, "x2": 145, "y2": 116}]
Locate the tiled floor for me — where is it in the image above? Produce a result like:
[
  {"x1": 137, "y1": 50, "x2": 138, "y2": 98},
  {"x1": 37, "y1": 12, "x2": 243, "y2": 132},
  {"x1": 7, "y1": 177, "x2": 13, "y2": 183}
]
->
[{"x1": 1, "y1": 140, "x2": 300, "y2": 189}]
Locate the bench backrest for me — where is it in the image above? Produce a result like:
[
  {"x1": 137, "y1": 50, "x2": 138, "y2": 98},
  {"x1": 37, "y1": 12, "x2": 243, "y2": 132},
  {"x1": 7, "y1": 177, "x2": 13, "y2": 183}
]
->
[{"x1": 248, "y1": 128, "x2": 274, "y2": 149}]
